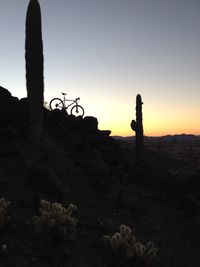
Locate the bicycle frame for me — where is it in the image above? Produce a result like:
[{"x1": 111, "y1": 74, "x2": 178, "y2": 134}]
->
[
  {"x1": 62, "y1": 94, "x2": 80, "y2": 110},
  {"x1": 49, "y1": 93, "x2": 84, "y2": 116}
]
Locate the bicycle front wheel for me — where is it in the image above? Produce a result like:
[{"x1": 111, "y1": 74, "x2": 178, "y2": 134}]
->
[
  {"x1": 49, "y1": 98, "x2": 64, "y2": 110},
  {"x1": 71, "y1": 105, "x2": 84, "y2": 117}
]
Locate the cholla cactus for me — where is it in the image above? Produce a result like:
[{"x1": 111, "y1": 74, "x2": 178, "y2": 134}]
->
[
  {"x1": 0, "y1": 197, "x2": 11, "y2": 226},
  {"x1": 104, "y1": 224, "x2": 158, "y2": 266},
  {"x1": 33, "y1": 199, "x2": 78, "y2": 239}
]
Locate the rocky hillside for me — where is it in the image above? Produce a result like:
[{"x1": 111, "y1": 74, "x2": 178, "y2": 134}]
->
[{"x1": 0, "y1": 86, "x2": 200, "y2": 267}]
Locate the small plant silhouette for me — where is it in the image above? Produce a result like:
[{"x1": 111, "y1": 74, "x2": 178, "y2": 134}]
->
[{"x1": 0, "y1": 197, "x2": 11, "y2": 226}]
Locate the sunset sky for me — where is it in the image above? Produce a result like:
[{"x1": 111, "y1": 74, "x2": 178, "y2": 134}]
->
[{"x1": 0, "y1": 0, "x2": 199, "y2": 136}]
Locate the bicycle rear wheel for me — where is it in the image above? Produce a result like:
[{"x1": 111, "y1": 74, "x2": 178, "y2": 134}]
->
[
  {"x1": 71, "y1": 105, "x2": 84, "y2": 117},
  {"x1": 49, "y1": 98, "x2": 64, "y2": 110}
]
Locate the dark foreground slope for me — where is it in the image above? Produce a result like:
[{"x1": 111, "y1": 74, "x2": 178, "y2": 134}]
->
[{"x1": 0, "y1": 87, "x2": 200, "y2": 267}]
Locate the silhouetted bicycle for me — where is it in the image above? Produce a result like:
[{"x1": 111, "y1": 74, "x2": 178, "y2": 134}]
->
[{"x1": 49, "y1": 92, "x2": 85, "y2": 117}]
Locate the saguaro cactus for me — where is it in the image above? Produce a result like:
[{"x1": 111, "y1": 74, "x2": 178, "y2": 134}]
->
[
  {"x1": 131, "y1": 94, "x2": 144, "y2": 163},
  {"x1": 25, "y1": 0, "x2": 44, "y2": 145}
]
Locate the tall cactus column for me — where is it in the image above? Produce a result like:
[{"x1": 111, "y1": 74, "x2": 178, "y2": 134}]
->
[
  {"x1": 25, "y1": 0, "x2": 44, "y2": 146},
  {"x1": 131, "y1": 94, "x2": 144, "y2": 163}
]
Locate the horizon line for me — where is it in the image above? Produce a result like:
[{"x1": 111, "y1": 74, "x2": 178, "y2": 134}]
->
[{"x1": 111, "y1": 133, "x2": 200, "y2": 138}]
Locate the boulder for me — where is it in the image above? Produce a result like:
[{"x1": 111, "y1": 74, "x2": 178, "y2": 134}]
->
[
  {"x1": 0, "y1": 86, "x2": 12, "y2": 101},
  {"x1": 83, "y1": 116, "x2": 98, "y2": 132}
]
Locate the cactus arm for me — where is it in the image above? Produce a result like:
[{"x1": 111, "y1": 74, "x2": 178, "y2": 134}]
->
[{"x1": 130, "y1": 120, "x2": 137, "y2": 132}]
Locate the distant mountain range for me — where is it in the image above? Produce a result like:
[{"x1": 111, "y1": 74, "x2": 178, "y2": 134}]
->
[{"x1": 112, "y1": 134, "x2": 200, "y2": 142}]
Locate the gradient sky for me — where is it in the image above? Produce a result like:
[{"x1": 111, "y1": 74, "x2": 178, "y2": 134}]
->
[{"x1": 0, "y1": 0, "x2": 199, "y2": 136}]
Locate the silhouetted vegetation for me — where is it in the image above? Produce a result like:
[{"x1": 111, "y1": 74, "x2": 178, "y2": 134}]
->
[
  {"x1": 0, "y1": 1, "x2": 199, "y2": 266},
  {"x1": 25, "y1": 0, "x2": 44, "y2": 146},
  {"x1": 131, "y1": 94, "x2": 144, "y2": 164}
]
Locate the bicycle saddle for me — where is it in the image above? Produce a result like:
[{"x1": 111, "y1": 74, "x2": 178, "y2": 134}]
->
[{"x1": 62, "y1": 92, "x2": 67, "y2": 95}]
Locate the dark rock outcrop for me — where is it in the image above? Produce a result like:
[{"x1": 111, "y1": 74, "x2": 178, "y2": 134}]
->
[
  {"x1": 0, "y1": 86, "x2": 111, "y2": 142},
  {"x1": 0, "y1": 86, "x2": 122, "y2": 202}
]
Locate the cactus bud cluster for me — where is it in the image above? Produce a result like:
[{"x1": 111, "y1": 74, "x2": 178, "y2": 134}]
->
[
  {"x1": 0, "y1": 197, "x2": 11, "y2": 226},
  {"x1": 104, "y1": 224, "x2": 158, "y2": 264},
  {"x1": 33, "y1": 199, "x2": 78, "y2": 239}
]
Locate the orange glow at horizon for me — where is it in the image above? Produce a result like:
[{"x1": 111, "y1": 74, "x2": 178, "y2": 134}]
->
[{"x1": 98, "y1": 97, "x2": 200, "y2": 137}]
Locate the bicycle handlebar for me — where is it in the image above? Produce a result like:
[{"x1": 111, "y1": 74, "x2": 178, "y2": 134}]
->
[{"x1": 61, "y1": 92, "x2": 80, "y2": 101}]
